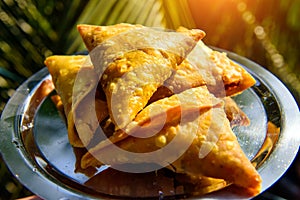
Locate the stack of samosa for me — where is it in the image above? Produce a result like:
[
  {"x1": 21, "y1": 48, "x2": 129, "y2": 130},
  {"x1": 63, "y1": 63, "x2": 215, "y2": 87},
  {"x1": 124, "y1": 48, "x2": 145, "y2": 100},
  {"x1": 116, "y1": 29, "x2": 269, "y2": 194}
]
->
[{"x1": 44, "y1": 23, "x2": 261, "y2": 198}]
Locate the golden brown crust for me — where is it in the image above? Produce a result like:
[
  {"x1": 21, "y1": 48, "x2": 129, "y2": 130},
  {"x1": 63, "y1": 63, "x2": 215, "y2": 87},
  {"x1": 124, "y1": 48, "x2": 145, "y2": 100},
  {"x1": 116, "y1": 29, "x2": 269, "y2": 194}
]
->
[
  {"x1": 86, "y1": 28, "x2": 204, "y2": 129},
  {"x1": 80, "y1": 86, "x2": 223, "y2": 168},
  {"x1": 44, "y1": 55, "x2": 86, "y2": 115},
  {"x1": 163, "y1": 40, "x2": 256, "y2": 97},
  {"x1": 100, "y1": 49, "x2": 174, "y2": 129},
  {"x1": 77, "y1": 23, "x2": 144, "y2": 51},
  {"x1": 78, "y1": 24, "x2": 205, "y2": 53},
  {"x1": 45, "y1": 55, "x2": 109, "y2": 147},
  {"x1": 170, "y1": 107, "x2": 261, "y2": 194},
  {"x1": 209, "y1": 50, "x2": 256, "y2": 96},
  {"x1": 45, "y1": 55, "x2": 89, "y2": 147}
]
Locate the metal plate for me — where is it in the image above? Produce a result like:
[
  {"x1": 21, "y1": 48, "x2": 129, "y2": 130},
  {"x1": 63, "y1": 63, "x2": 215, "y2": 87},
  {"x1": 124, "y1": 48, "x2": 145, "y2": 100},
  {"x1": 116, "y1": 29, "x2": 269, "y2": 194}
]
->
[{"x1": 1, "y1": 50, "x2": 299, "y2": 199}]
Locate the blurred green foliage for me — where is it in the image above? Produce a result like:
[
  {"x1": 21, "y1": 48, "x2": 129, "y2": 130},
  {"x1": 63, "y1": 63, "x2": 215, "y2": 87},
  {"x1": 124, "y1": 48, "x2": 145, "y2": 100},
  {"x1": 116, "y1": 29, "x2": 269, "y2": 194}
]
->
[{"x1": 0, "y1": 0, "x2": 299, "y2": 199}]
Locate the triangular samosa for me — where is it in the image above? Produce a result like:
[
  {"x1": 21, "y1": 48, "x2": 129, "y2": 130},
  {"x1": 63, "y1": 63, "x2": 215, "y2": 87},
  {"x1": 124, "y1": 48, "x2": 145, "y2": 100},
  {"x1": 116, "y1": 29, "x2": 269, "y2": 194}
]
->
[
  {"x1": 163, "y1": 34, "x2": 256, "y2": 97},
  {"x1": 45, "y1": 55, "x2": 109, "y2": 147},
  {"x1": 81, "y1": 95, "x2": 261, "y2": 195},
  {"x1": 77, "y1": 23, "x2": 144, "y2": 52},
  {"x1": 80, "y1": 86, "x2": 223, "y2": 169},
  {"x1": 80, "y1": 26, "x2": 205, "y2": 129}
]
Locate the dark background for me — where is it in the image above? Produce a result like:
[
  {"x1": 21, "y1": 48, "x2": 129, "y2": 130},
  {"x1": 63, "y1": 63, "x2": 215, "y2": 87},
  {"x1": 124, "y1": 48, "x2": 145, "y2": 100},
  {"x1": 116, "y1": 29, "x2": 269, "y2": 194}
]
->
[{"x1": 0, "y1": 0, "x2": 299, "y2": 199}]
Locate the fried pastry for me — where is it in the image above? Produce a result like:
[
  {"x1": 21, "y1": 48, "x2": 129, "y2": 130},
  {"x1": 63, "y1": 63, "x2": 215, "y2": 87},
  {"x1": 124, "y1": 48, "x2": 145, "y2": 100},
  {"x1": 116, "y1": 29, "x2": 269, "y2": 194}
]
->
[
  {"x1": 149, "y1": 87, "x2": 250, "y2": 128},
  {"x1": 45, "y1": 55, "x2": 86, "y2": 116},
  {"x1": 80, "y1": 86, "x2": 223, "y2": 169},
  {"x1": 84, "y1": 27, "x2": 204, "y2": 129},
  {"x1": 45, "y1": 55, "x2": 109, "y2": 147},
  {"x1": 77, "y1": 23, "x2": 144, "y2": 52},
  {"x1": 81, "y1": 101, "x2": 261, "y2": 196},
  {"x1": 163, "y1": 38, "x2": 256, "y2": 97},
  {"x1": 169, "y1": 107, "x2": 261, "y2": 196},
  {"x1": 78, "y1": 23, "x2": 205, "y2": 54}
]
